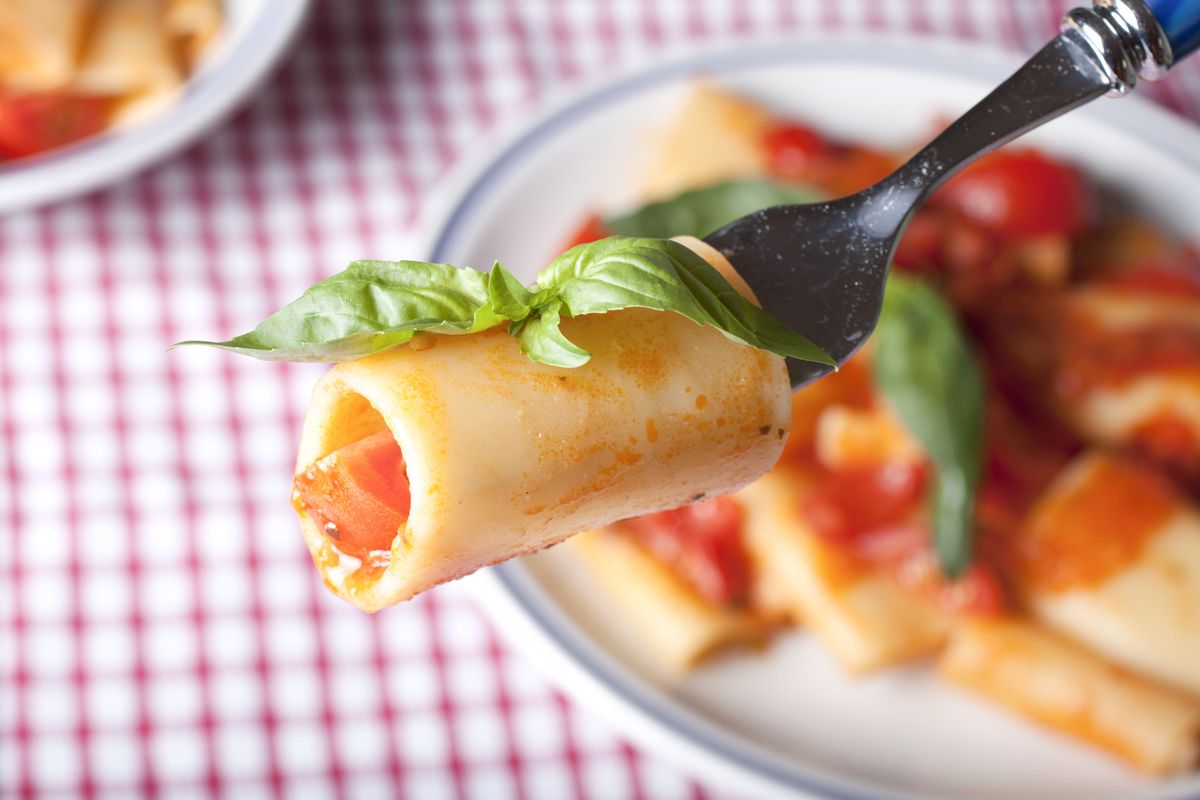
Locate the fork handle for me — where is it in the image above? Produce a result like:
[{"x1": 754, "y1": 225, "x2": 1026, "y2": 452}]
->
[
  {"x1": 863, "y1": 0, "x2": 1185, "y2": 237},
  {"x1": 1146, "y1": 0, "x2": 1200, "y2": 59},
  {"x1": 1063, "y1": 0, "x2": 1188, "y2": 92}
]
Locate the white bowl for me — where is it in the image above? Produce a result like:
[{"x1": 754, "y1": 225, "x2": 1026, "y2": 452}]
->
[
  {"x1": 0, "y1": 0, "x2": 310, "y2": 213},
  {"x1": 417, "y1": 35, "x2": 1200, "y2": 800}
]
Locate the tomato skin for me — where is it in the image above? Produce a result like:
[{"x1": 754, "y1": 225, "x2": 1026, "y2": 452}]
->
[
  {"x1": 932, "y1": 563, "x2": 1005, "y2": 615},
  {"x1": 800, "y1": 462, "x2": 927, "y2": 544},
  {"x1": 798, "y1": 463, "x2": 1007, "y2": 614},
  {"x1": 764, "y1": 123, "x2": 829, "y2": 182},
  {"x1": 838, "y1": 523, "x2": 1006, "y2": 615},
  {"x1": 292, "y1": 431, "x2": 410, "y2": 563},
  {"x1": 765, "y1": 123, "x2": 894, "y2": 197},
  {"x1": 0, "y1": 93, "x2": 110, "y2": 159},
  {"x1": 936, "y1": 150, "x2": 1092, "y2": 241},
  {"x1": 563, "y1": 215, "x2": 610, "y2": 249},
  {"x1": 621, "y1": 496, "x2": 751, "y2": 607}
]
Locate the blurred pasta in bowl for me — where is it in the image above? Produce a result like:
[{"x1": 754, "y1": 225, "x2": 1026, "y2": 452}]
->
[{"x1": 0, "y1": 0, "x2": 309, "y2": 211}]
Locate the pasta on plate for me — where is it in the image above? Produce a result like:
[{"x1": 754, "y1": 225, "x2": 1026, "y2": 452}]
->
[{"x1": 562, "y1": 86, "x2": 1200, "y2": 776}]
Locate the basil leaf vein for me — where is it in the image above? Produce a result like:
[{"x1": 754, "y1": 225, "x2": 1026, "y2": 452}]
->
[{"x1": 873, "y1": 275, "x2": 985, "y2": 577}]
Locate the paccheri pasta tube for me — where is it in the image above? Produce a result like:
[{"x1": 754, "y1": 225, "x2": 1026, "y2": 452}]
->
[
  {"x1": 571, "y1": 527, "x2": 767, "y2": 670},
  {"x1": 75, "y1": 0, "x2": 184, "y2": 127},
  {"x1": 1015, "y1": 451, "x2": 1200, "y2": 697},
  {"x1": 0, "y1": 0, "x2": 92, "y2": 91},
  {"x1": 737, "y1": 468, "x2": 950, "y2": 672},
  {"x1": 290, "y1": 238, "x2": 792, "y2": 611},
  {"x1": 940, "y1": 617, "x2": 1200, "y2": 774}
]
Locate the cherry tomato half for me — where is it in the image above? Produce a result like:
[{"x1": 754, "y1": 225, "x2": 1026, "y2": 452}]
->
[
  {"x1": 622, "y1": 495, "x2": 751, "y2": 607},
  {"x1": 936, "y1": 149, "x2": 1092, "y2": 241}
]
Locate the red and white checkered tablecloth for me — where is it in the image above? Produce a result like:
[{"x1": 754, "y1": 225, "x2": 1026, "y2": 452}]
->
[{"x1": 4, "y1": 2, "x2": 1200, "y2": 798}]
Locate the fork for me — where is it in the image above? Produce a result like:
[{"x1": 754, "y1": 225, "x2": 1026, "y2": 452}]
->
[{"x1": 704, "y1": 0, "x2": 1200, "y2": 388}]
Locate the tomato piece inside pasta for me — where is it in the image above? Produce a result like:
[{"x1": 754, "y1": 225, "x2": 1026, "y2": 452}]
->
[{"x1": 292, "y1": 430, "x2": 410, "y2": 566}]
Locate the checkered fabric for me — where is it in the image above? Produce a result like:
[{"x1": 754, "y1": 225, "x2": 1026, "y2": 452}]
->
[{"x1": 3, "y1": 1, "x2": 1200, "y2": 798}]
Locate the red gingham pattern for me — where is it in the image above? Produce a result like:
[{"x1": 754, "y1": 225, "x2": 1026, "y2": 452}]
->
[{"x1": 4, "y1": 1, "x2": 1200, "y2": 798}]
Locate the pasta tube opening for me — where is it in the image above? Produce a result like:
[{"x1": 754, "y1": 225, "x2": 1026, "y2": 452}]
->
[{"x1": 292, "y1": 391, "x2": 415, "y2": 596}]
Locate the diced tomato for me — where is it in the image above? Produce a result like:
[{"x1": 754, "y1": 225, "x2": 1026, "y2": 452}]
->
[
  {"x1": 764, "y1": 123, "x2": 829, "y2": 182},
  {"x1": 833, "y1": 521, "x2": 1007, "y2": 615},
  {"x1": 932, "y1": 563, "x2": 1006, "y2": 615},
  {"x1": 765, "y1": 124, "x2": 893, "y2": 196},
  {"x1": 0, "y1": 93, "x2": 110, "y2": 159},
  {"x1": 936, "y1": 149, "x2": 1092, "y2": 241},
  {"x1": 800, "y1": 462, "x2": 927, "y2": 544},
  {"x1": 851, "y1": 522, "x2": 928, "y2": 563},
  {"x1": 562, "y1": 215, "x2": 611, "y2": 249},
  {"x1": 292, "y1": 430, "x2": 410, "y2": 563},
  {"x1": 621, "y1": 495, "x2": 751, "y2": 607}
]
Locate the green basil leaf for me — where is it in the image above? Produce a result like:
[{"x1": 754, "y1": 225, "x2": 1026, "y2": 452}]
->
[
  {"x1": 173, "y1": 259, "x2": 505, "y2": 361},
  {"x1": 604, "y1": 178, "x2": 824, "y2": 238},
  {"x1": 538, "y1": 236, "x2": 833, "y2": 365},
  {"x1": 518, "y1": 300, "x2": 591, "y2": 368},
  {"x1": 176, "y1": 235, "x2": 832, "y2": 370},
  {"x1": 873, "y1": 275, "x2": 985, "y2": 578},
  {"x1": 487, "y1": 261, "x2": 536, "y2": 321}
]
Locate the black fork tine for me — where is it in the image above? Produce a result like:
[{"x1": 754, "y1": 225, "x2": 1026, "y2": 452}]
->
[{"x1": 704, "y1": 192, "x2": 897, "y2": 388}]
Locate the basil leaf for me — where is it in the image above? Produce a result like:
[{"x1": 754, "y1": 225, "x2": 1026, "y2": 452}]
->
[
  {"x1": 604, "y1": 178, "x2": 823, "y2": 238},
  {"x1": 487, "y1": 261, "x2": 536, "y2": 320},
  {"x1": 873, "y1": 275, "x2": 984, "y2": 578},
  {"x1": 518, "y1": 300, "x2": 590, "y2": 368},
  {"x1": 176, "y1": 236, "x2": 832, "y2": 369},
  {"x1": 174, "y1": 260, "x2": 505, "y2": 361},
  {"x1": 538, "y1": 236, "x2": 833, "y2": 365}
]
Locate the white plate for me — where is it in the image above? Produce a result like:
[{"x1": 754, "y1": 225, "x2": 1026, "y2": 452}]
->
[
  {"x1": 417, "y1": 36, "x2": 1200, "y2": 800},
  {"x1": 0, "y1": 0, "x2": 310, "y2": 213}
]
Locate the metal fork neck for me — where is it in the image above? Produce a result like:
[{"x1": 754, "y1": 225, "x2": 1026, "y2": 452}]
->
[
  {"x1": 861, "y1": 0, "x2": 1172, "y2": 238},
  {"x1": 1063, "y1": 0, "x2": 1174, "y2": 93}
]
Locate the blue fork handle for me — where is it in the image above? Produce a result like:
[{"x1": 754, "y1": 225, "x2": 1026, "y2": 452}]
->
[{"x1": 1148, "y1": 0, "x2": 1200, "y2": 60}]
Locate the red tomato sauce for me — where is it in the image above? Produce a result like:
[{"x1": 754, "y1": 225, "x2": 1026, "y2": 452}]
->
[
  {"x1": 1096, "y1": 264, "x2": 1200, "y2": 298},
  {"x1": 619, "y1": 496, "x2": 752, "y2": 607},
  {"x1": 788, "y1": 446, "x2": 1006, "y2": 615},
  {"x1": 1015, "y1": 455, "x2": 1179, "y2": 592},
  {"x1": 292, "y1": 431, "x2": 411, "y2": 577},
  {"x1": 798, "y1": 462, "x2": 928, "y2": 546},
  {"x1": 0, "y1": 92, "x2": 112, "y2": 160}
]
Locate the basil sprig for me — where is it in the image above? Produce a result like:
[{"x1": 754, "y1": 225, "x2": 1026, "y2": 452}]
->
[
  {"x1": 873, "y1": 276, "x2": 984, "y2": 577},
  {"x1": 605, "y1": 178, "x2": 823, "y2": 239},
  {"x1": 176, "y1": 236, "x2": 832, "y2": 369}
]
